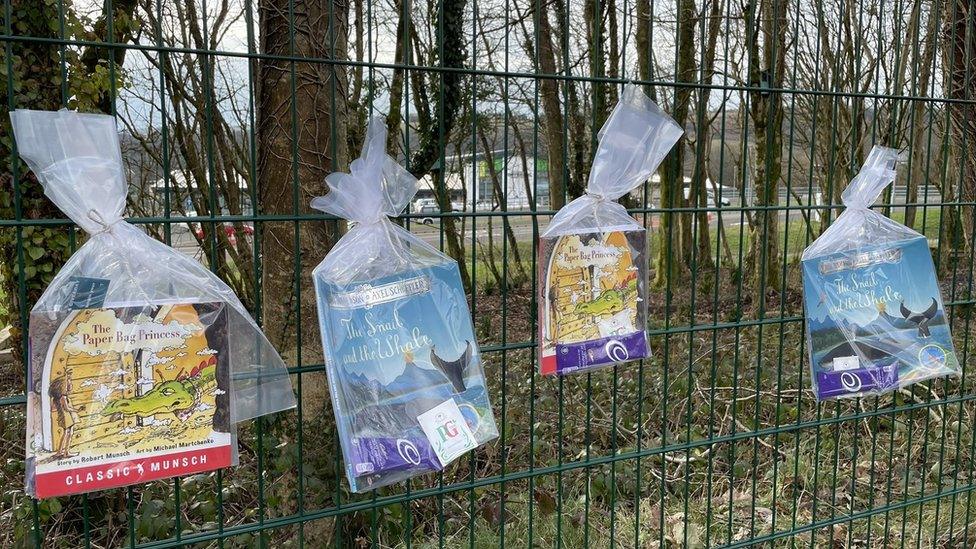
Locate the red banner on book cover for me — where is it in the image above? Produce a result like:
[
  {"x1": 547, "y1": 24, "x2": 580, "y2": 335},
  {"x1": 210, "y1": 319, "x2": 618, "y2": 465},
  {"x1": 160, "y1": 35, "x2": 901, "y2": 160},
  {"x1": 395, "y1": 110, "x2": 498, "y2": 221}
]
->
[{"x1": 35, "y1": 446, "x2": 232, "y2": 498}]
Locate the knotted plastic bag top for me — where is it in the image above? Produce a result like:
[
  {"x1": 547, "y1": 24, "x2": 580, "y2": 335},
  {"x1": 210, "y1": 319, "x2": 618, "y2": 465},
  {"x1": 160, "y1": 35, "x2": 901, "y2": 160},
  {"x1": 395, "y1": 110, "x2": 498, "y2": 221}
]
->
[
  {"x1": 311, "y1": 116, "x2": 449, "y2": 285},
  {"x1": 802, "y1": 145, "x2": 918, "y2": 260},
  {"x1": 840, "y1": 146, "x2": 901, "y2": 209},
  {"x1": 10, "y1": 111, "x2": 126, "y2": 234},
  {"x1": 312, "y1": 117, "x2": 416, "y2": 223},
  {"x1": 11, "y1": 109, "x2": 297, "y2": 423},
  {"x1": 542, "y1": 84, "x2": 683, "y2": 237}
]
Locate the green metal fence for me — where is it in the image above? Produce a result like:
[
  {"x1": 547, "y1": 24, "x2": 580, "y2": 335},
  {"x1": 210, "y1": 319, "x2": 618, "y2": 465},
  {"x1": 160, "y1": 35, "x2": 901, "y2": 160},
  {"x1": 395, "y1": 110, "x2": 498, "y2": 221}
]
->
[{"x1": 3, "y1": 0, "x2": 976, "y2": 547}]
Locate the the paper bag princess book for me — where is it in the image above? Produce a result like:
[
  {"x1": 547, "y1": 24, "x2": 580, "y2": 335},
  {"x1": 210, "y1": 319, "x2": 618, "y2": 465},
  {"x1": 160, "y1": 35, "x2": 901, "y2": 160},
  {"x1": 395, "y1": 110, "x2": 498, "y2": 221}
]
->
[
  {"x1": 801, "y1": 146, "x2": 961, "y2": 401},
  {"x1": 312, "y1": 117, "x2": 498, "y2": 492},
  {"x1": 539, "y1": 85, "x2": 682, "y2": 375},
  {"x1": 12, "y1": 110, "x2": 296, "y2": 499}
]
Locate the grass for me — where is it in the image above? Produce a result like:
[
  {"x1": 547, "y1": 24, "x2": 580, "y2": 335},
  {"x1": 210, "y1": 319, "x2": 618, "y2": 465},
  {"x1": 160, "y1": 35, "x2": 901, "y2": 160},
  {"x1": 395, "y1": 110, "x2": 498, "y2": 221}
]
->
[{"x1": 466, "y1": 205, "x2": 949, "y2": 286}]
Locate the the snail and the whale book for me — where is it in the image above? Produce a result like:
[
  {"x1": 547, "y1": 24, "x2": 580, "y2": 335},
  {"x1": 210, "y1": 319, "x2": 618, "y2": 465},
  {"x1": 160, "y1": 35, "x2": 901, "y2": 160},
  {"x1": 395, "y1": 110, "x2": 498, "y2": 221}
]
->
[
  {"x1": 26, "y1": 294, "x2": 233, "y2": 498},
  {"x1": 802, "y1": 238, "x2": 959, "y2": 401},
  {"x1": 315, "y1": 263, "x2": 498, "y2": 492}
]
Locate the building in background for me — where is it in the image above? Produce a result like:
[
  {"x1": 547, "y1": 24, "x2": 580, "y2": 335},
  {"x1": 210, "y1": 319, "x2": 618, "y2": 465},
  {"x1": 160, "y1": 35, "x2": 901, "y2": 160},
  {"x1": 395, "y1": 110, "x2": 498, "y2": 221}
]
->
[{"x1": 415, "y1": 149, "x2": 550, "y2": 211}]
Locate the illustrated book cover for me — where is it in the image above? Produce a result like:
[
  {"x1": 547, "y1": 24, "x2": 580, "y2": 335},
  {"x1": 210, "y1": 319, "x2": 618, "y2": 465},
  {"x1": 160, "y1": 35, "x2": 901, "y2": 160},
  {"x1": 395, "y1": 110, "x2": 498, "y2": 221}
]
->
[
  {"x1": 26, "y1": 301, "x2": 233, "y2": 498},
  {"x1": 802, "y1": 237, "x2": 959, "y2": 400},
  {"x1": 538, "y1": 229, "x2": 649, "y2": 375},
  {"x1": 316, "y1": 262, "x2": 498, "y2": 492}
]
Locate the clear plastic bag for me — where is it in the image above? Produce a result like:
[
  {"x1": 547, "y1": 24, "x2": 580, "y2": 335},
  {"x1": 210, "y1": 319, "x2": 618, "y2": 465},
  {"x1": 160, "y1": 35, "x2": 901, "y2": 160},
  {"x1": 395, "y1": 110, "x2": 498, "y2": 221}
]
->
[
  {"x1": 801, "y1": 146, "x2": 961, "y2": 401},
  {"x1": 312, "y1": 117, "x2": 498, "y2": 493},
  {"x1": 12, "y1": 110, "x2": 296, "y2": 498},
  {"x1": 538, "y1": 84, "x2": 683, "y2": 375}
]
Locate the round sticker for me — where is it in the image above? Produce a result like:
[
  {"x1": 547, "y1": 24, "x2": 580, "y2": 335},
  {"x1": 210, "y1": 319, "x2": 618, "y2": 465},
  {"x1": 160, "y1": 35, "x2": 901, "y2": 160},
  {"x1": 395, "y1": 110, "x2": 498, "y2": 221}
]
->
[
  {"x1": 918, "y1": 344, "x2": 948, "y2": 370},
  {"x1": 397, "y1": 439, "x2": 422, "y2": 465},
  {"x1": 605, "y1": 340, "x2": 629, "y2": 362},
  {"x1": 840, "y1": 371, "x2": 863, "y2": 393}
]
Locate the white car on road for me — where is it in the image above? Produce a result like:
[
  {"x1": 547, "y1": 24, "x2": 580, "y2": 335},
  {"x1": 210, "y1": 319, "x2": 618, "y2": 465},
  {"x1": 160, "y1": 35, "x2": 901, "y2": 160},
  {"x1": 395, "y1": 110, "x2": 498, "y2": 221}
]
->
[
  {"x1": 413, "y1": 198, "x2": 440, "y2": 225},
  {"x1": 683, "y1": 186, "x2": 732, "y2": 207}
]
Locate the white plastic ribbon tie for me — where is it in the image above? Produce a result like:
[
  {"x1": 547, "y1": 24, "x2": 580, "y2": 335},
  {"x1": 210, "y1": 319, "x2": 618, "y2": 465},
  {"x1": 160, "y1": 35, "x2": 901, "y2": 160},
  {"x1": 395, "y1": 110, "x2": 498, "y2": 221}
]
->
[{"x1": 87, "y1": 209, "x2": 122, "y2": 236}]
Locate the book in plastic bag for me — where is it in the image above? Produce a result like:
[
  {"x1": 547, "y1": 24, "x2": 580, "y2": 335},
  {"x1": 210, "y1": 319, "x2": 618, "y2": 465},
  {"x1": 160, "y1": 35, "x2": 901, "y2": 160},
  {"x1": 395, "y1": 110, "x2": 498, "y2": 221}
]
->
[
  {"x1": 538, "y1": 84, "x2": 682, "y2": 375},
  {"x1": 27, "y1": 301, "x2": 233, "y2": 498},
  {"x1": 12, "y1": 110, "x2": 297, "y2": 498},
  {"x1": 312, "y1": 117, "x2": 497, "y2": 492},
  {"x1": 801, "y1": 146, "x2": 960, "y2": 401}
]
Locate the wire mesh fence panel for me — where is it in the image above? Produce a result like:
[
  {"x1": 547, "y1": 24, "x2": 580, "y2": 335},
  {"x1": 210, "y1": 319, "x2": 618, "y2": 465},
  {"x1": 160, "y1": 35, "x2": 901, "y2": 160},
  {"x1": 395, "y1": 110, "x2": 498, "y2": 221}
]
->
[{"x1": 2, "y1": 0, "x2": 976, "y2": 547}]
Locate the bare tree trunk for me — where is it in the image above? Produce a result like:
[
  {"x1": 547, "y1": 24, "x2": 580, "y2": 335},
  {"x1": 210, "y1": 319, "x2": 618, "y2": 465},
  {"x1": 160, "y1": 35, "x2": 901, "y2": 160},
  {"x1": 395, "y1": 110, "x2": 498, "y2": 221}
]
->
[
  {"x1": 477, "y1": 211, "x2": 503, "y2": 289},
  {"x1": 408, "y1": 0, "x2": 471, "y2": 292},
  {"x1": 690, "y1": 0, "x2": 724, "y2": 273},
  {"x1": 803, "y1": 0, "x2": 870, "y2": 234},
  {"x1": 652, "y1": 0, "x2": 695, "y2": 289},
  {"x1": 386, "y1": 0, "x2": 408, "y2": 152},
  {"x1": 452, "y1": 130, "x2": 469, "y2": 239},
  {"x1": 904, "y1": 0, "x2": 940, "y2": 229},
  {"x1": 552, "y1": 0, "x2": 589, "y2": 198},
  {"x1": 409, "y1": 23, "x2": 431, "y2": 132},
  {"x1": 606, "y1": 0, "x2": 620, "y2": 108},
  {"x1": 635, "y1": 0, "x2": 655, "y2": 100},
  {"x1": 478, "y1": 124, "x2": 528, "y2": 284},
  {"x1": 347, "y1": 0, "x2": 367, "y2": 151},
  {"x1": 79, "y1": 0, "x2": 139, "y2": 113},
  {"x1": 745, "y1": 0, "x2": 787, "y2": 294},
  {"x1": 530, "y1": 1, "x2": 567, "y2": 210},
  {"x1": 885, "y1": 0, "x2": 922, "y2": 219},
  {"x1": 937, "y1": 166, "x2": 966, "y2": 273},
  {"x1": 585, "y1": 0, "x2": 609, "y2": 132},
  {"x1": 579, "y1": 0, "x2": 619, "y2": 117},
  {"x1": 943, "y1": 0, "x2": 976, "y2": 268},
  {"x1": 510, "y1": 115, "x2": 541, "y2": 238},
  {"x1": 257, "y1": 0, "x2": 348, "y2": 464}
]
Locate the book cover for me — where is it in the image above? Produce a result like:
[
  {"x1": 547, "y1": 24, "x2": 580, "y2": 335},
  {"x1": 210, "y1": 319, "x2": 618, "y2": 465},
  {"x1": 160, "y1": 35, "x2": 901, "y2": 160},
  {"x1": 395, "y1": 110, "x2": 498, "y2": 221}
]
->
[
  {"x1": 316, "y1": 263, "x2": 497, "y2": 492},
  {"x1": 26, "y1": 302, "x2": 233, "y2": 498},
  {"x1": 538, "y1": 230, "x2": 649, "y2": 375},
  {"x1": 802, "y1": 237, "x2": 959, "y2": 400}
]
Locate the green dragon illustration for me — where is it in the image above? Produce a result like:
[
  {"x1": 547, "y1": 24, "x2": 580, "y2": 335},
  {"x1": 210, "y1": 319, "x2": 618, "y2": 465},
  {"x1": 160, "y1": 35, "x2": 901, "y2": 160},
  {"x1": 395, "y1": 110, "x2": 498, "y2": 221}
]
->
[
  {"x1": 575, "y1": 289, "x2": 625, "y2": 316},
  {"x1": 101, "y1": 361, "x2": 217, "y2": 419}
]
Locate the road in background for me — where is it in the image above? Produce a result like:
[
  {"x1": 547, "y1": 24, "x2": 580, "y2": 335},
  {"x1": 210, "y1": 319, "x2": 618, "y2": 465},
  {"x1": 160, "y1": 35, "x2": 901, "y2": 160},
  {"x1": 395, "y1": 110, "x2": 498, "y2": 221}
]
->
[{"x1": 172, "y1": 187, "x2": 943, "y2": 257}]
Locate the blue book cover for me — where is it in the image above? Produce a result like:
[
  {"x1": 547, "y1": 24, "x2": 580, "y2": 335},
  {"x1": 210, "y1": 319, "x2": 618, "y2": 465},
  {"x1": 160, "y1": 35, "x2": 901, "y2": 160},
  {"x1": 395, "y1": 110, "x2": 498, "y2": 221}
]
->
[
  {"x1": 802, "y1": 237, "x2": 959, "y2": 400},
  {"x1": 315, "y1": 263, "x2": 497, "y2": 492}
]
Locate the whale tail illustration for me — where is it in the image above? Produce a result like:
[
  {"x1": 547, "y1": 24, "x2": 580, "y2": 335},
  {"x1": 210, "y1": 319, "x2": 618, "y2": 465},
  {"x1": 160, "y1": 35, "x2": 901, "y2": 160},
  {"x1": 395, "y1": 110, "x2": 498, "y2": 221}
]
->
[
  {"x1": 900, "y1": 297, "x2": 939, "y2": 338},
  {"x1": 430, "y1": 341, "x2": 472, "y2": 393}
]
